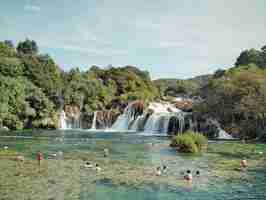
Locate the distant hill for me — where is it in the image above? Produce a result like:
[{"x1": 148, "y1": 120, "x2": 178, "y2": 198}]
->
[
  {"x1": 187, "y1": 74, "x2": 213, "y2": 87},
  {"x1": 153, "y1": 74, "x2": 212, "y2": 97}
]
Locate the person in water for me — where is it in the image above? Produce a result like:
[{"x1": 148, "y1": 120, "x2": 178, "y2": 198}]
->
[
  {"x1": 196, "y1": 170, "x2": 200, "y2": 177},
  {"x1": 95, "y1": 163, "x2": 102, "y2": 172},
  {"x1": 162, "y1": 165, "x2": 167, "y2": 174},
  {"x1": 84, "y1": 162, "x2": 93, "y2": 168},
  {"x1": 103, "y1": 148, "x2": 109, "y2": 157},
  {"x1": 240, "y1": 157, "x2": 248, "y2": 170},
  {"x1": 36, "y1": 151, "x2": 43, "y2": 167},
  {"x1": 184, "y1": 170, "x2": 193, "y2": 181},
  {"x1": 58, "y1": 151, "x2": 63, "y2": 159},
  {"x1": 155, "y1": 167, "x2": 161, "y2": 176}
]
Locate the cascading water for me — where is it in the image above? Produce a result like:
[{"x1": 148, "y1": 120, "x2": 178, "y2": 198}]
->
[
  {"x1": 207, "y1": 119, "x2": 234, "y2": 139},
  {"x1": 143, "y1": 113, "x2": 170, "y2": 135},
  {"x1": 141, "y1": 102, "x2": 185, "y2": 135},
  {"x1": 111, "y1": 102, "x2": 185, "y2": 135},
  {"x1": 59, "y1": 110, "x2": 67, "y2": 129},
  {"x1": 217, "y1": 128, "x2": 234, "y2": 139},
  {"x1": 59, "y1": 110, "x2": 81, "y2": 129},
  {"x1": 91, "y1": 111, "x2": 97, "y2": 129},
  {"x1": 111, "y1": 104, "x2": 136, "y2": 130}
]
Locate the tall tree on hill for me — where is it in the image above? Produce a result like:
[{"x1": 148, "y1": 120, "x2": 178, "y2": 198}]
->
[
  {"x1": 17, "y1": 39, "x2": 38, "y2": 55},
  {"x1": 235, "y1": 46, "x2": 266, "y2": 68}
]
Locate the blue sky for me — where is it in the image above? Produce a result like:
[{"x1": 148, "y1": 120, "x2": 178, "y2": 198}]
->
[{"x1": 0, "y1": 0, "x2": 266, "y2": 79}]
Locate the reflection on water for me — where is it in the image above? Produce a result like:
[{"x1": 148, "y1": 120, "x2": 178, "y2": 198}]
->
[{"x1": 0, "y1": 130, "x2": 265, "y2": 200}]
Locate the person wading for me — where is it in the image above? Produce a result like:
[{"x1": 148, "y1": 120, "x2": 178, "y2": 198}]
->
[{"x1": 37, "y1": 151, "x2": 44, "y2": 168}]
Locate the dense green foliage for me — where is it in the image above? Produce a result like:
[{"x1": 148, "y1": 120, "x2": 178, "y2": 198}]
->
[
  {"x1": 62, "y1": 65, "x2": 158, "y2": 113},
  {"x1": 0, "y1": 39, "x2": 158, "y2": 130},
  {"x1": 235, "y1": 46, "x2": 266, "y2": 68},
  {"x1": 170, "y1": 131, "x2": 208, "y2": 153},
  {"x1": 17, "y1": 39, "x2": 38, "y2": 55},
  {"x1": 194, "y1": 46, "x2": 266, "y2": 140},
  {"x1": 196, "y1": 63, "x2": 266, "y2": 140}
]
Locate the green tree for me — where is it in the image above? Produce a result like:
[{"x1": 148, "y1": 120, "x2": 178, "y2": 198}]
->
[
  {"x1": 17, "y1": 39, "x2": 38, "y2": 55},
  {"x1": 0, "y1": 41, "x2": 16, "y2": 57},
  {"x1": 235, "y1": 48, "x2": 264, "y2": 68}
]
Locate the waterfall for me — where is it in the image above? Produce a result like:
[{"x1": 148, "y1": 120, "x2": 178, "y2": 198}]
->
[
  {"x1": 130, "y1": 115, "x2": 147, "y2": 131},
  {"x1": 91, "y1": 111, "x2": 98, "y2": 129},
  {"x1": 207, "y1": 118, "x2": 234, "y2": 139},
  {"x1": 141, "y1": 103, "x2": 185, "y2": 135},
  {"x1": 177, "y1": 113, "x2": 185, "y2": 134},
  {"x1": 111, "y1": 103, "x2": 136, "y2": 130},
  {"x1": 217, "y1": 128, "x2": 234, "y2": 139},
  {"x1": 143, "y1": 113, "x2": 171, "y2": 135},
  {"x1": 59, "y1": 110, "x2": 81, "y2": 129},
  {"x1": 111, "y1": 101, "x2": 186, "y2": 135},
  {"x1": 59, "y1": 110, "x2": 67, "y2": 129}
]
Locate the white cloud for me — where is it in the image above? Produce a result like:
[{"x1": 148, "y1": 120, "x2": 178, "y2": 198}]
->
[{"x1": 24, "y1": 5, "x2": 41, "y2": 12}]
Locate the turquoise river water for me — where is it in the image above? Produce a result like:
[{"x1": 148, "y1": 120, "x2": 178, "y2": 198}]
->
[{"x1": 0, "y1": 130, "x2": 265, "y2": 200}]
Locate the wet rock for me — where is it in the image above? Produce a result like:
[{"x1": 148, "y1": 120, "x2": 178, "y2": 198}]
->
[{"x1": 95, "y1": 110, "x2": 119, "y2": 129}]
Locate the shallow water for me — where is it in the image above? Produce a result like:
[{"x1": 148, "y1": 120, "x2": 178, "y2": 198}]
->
[{"x1": 0, "y1": 130, "x2": 265, "y2": 200}]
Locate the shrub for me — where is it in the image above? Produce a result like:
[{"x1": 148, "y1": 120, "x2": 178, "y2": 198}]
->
[{"x1": 171, "y1": 131, "x2": 208, "y2": 153}]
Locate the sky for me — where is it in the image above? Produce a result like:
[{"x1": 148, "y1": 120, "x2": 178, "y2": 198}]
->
[{"x1": 0, "y1": 0, "x2": 266, "y2": 79}]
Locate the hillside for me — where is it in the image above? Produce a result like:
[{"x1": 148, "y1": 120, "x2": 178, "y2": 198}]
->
[{"x1": 153, "y1": 74, "x2": 212, "y2": 97}]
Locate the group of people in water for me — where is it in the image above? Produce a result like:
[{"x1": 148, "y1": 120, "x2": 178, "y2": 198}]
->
[
  {"x1": 4, "y1": 145, "x2": 249, "y2": 183},
  {"x1": 155, "y1": 165, "x2": 167, "y2": 176},
  {"x1": 155, "y1": 166, "x2": 200, "y2": 181},
  {"x1": 84, "y1": 162, "x2": 102, "y2": 171}
]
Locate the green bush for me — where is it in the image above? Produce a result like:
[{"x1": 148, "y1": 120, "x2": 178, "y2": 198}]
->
[{"x1": 171, "y1": 131, "x2": 208, "y2": 153}]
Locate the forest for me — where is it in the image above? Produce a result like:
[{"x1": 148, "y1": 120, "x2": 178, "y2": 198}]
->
[{"x1": 0, "y1": 39, "x2": 158, "y2": 130}]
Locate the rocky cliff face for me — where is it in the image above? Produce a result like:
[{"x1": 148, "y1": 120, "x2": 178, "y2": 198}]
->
[
  {"x1": 64, "y1": 105, "x2": 81, "y2": 119},
  {"x1": 94, "y1": 110, "x2": 120, "y2": 129}
]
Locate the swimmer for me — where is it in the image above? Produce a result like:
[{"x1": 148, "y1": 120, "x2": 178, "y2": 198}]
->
[
  {"x1": 196, "y1": 170, "x2": 200, "y2": 177},
  {"x1": 155, "y1": 167, "x2": 161, "y2": 176},
  {"x1": 36, "y1": 151, "x2": 44, "y2": 167},
  {"x1": 15, "y1": 155, "x2": 25, "y2": 162},
  {"x1": 103, "y1": 148, "x2": 109, "y2": 157},
  {"x1": 184, "y1": 170, "x2": 193, "y2": 181},
  {"x1": 240, "y1": 158, "x2": 247, "y2": 170},
  {"x1": 162, "y1": 165, "x2": 167, "y2": 174},
  {"x1": 58, "y1": 151, "x2": 63, "y2": 159},
  {"x1": 84, "y1": 162, "x2": 93, "y2": 168},
  {"x1": 95, "y1": 163, "x2": 102, "y2": 172}
]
